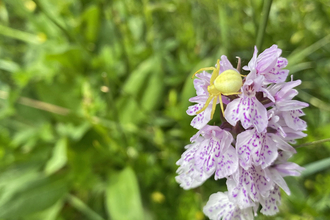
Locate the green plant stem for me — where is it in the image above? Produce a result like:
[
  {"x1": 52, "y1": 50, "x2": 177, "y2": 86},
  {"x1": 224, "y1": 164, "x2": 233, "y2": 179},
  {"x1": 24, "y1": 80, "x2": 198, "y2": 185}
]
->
[
  {"x1": 67, "y1": 195, "x2": 105, "y2": 220},
  {"x1": 102, "y1": 74, "x2": 129, "y2": 152},
  {"x1": 295, "y1": 138, "x2": 330, "y2": 148},
  {"x1": 218, "y1": 0, "x2": 228, "y2": 55},
  {"x1": 256, "y1": 0, "x2": 273, "y2": 50}
]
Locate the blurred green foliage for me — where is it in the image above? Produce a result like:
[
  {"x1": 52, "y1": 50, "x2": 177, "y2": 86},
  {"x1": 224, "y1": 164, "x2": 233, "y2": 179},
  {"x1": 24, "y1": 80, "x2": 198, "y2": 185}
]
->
[{"x1": 0, "y1": 0, "x2": 329, "y2": 219}]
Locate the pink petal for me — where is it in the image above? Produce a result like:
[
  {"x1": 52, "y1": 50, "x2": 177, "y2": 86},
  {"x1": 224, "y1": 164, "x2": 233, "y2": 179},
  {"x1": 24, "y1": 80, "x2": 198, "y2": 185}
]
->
[
  {"x1": 227, "y1": 166, "x2": 273, "y2": 209},
  {"x1": 203, "y1": 192, "x2": 254, "y2": 220},
  {"x1": 260, "y1": 185, "x2": 281, "y2": 216},
  {"x1": 254, "y1": 135, "x2": 278, "y2": 169},
  {"x1": 175, "y1": 143, "x2": 204, "y2": 189},
  {"x1": 269, "y1": 133, "x2": 296, "y2": 154},
  {"x1": 214, "y1": 146, "x2": 238, "y2": 180},
  {"x1": 219, "y1": 55, "x2": 235, "y2": 72},
  {"x1": 282, "y1": 110, "x2": 307, "y2": 131},
  {"x1": 264, "y1": 69, "x2": 289, "y2": 84},
  {"x1": 189, "y1": 104, "x2": 212, "y2": 129},
  {"x1": 225, "y1": 97, "x2": 268, "y2": 133},
  {"x1": 195, "y1": 138, "x2": 219, "y2": 178},
  {"x1": 227, "y1": 175, "x2": 255, "y2": 209},
  {"x1": 268, "y1": 168, "x2": 290, "y2": 195},
  {"x1": 194, "y1": 71, "x2": 211, "y2": 96},
  {"x1": 276, "y1": 100, "x2": 309, "y2": 111}
]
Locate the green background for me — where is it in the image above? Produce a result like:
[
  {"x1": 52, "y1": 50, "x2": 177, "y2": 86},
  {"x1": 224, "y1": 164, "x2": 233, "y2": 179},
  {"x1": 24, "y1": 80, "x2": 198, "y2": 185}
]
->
[{"x1": 0, "y1": 0, "x2": 329, "y2": 219}]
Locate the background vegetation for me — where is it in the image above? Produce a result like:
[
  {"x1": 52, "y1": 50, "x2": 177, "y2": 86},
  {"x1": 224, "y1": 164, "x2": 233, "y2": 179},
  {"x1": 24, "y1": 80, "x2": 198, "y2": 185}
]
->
[{"x1": 0, "y1": 0, "x2": 329, "y2": 219}]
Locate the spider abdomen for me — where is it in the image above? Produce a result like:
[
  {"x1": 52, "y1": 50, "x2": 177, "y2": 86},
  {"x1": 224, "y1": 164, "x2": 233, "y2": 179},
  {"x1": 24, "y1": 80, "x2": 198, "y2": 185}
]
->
[{"x1": 214, "y1": 69, "x2": 242, "y2": 94}]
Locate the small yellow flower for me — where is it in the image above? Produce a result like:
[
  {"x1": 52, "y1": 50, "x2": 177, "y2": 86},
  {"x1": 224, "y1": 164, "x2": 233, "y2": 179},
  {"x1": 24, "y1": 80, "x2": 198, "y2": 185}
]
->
[{"x1": 151, "y1": 191, "x2": 165, "y2": 203}]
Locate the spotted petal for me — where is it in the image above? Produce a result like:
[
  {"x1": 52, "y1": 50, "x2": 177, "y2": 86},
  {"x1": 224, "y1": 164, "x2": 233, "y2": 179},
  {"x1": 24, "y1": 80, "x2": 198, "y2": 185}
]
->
[
  {"x1": 264, "y1": 69, "x2": 289, "y2": 84},
  {"x1": 194, "y1": 71, "x2": 211, "y2": 96},
  {"x1": 227, "y1": 166, "x2": 273, "y2": 209},
  {"x1": 276, "y1": 100, "x2": 309, "y2": 111},
  {"x1": 236, "y1": 129, "x2": 278, "y2": 170},
  {"x1": 203, "y1": 192, "x2": 254, "y2": 220},
  {"x1": 227, "y1": 175, "x2": 255, "y2": 209},
  {"x1": 214, "y1": 146, "x2": 238, "y2": 180},
  {"x1": 175, "y1": 143, "x2": 203, "y2": 189},
  {"x1": 256, "y1": 45, "x2": 282, "y2": 73},
  {"x1": 187, "y1": 103, "x2": 213, "y2": 129},
  {"x1": 268, "y1": 167, "x2": 290, "y2": 195},
  {"x1": 225, "y1": 96, "x2": 268, "y2": 133},
  {"x1": 194, "y1": 138, "x2": 221, "y2": 179},
  {"x1": 282, "y1": 110, "x2": 307, "y2": 131},
  {"x1": 273, "y1": 162, "x2": 304, "y2": 177},
  {"x1": 260, "y1": 185, "x2": 281, "y2": 216}
]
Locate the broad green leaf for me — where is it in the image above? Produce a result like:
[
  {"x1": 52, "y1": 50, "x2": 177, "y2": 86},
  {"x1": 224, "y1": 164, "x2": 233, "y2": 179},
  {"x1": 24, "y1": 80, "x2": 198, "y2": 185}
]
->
[
  {"x1": 0, "y1": 173, "x2": 68, "y2": 219},
  {"x1": 123, "y1": 57, "x2": 157, "y2": 95},
  {"x1": 26, "y1": 199, "x2": 64, "y2": 220},
  {"x1": 82, "y1": 5, "x2": 101, "y2": 43},
  {"x1": 45, "y1": 138, "x2": 67, "y2": 175},
  {"x1": 56, "y1": 122, "x2": 91, "y2": 141},
  {"x1": 46, "y1": 47, "x2": 84, "y2": 72},
  {"x1": 117, "y1": 96, "x2": 147, "y2": 124},
  {"x1": 105, "y1": 167, "x2": 144, "y2": 220}
]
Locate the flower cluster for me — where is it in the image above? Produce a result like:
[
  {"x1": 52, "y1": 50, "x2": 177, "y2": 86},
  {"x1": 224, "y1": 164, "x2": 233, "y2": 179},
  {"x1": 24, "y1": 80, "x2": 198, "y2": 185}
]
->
[{"x1": 176, "y1": 45, "x2": 308, "y2": 219}]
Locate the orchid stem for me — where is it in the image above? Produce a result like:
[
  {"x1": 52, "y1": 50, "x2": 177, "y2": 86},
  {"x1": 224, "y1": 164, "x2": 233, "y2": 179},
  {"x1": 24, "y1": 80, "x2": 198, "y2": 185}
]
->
[
  {"x1": 295, "y1": 138, "x2": 330, "y2": 148},
  {"x1": 256, "y1": 0, "x2": 273, "y2": 50}
]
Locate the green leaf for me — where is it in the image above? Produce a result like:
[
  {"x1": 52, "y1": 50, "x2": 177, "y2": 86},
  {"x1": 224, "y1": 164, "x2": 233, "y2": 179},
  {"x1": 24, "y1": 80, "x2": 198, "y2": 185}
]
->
[
  {"x1": 123, "y1": 57, "x2": 157, "y2": 95},
  {"x1": 287, "y1": 34, "x2": 330, "y2": 67},
  {"x1": 0, "y1": 24, "x2": 42, "y2": 44},
  {"x1": 301, "y1": 157, "x2": 330, "y2": 177},
  {"x1": 0, "y1": 173, "x2": 68, "y2": 219},
  {"x1": 56, "y1": 122, "x2": 91, "y2": 141},
  {"x1": 105, "y1": 167, "x2": 144, "y2": 220},
  {"x1": 45, "y1": 138, "x2": 68, "y2": 175},
  {"x1": 26, "y1": 199, "x2": 64, "y2": 220},
  {"x1": 67, "y1": 195, "x2": 105, "y2": 220},
  {"x1": 81, "y1": 5, "x2": 101, "y2": 43},
  {"x1": 140, "y1": 58, "x2": 164, "y2": 111},
  {"x1": 0, "y1": 59, "x2": 20, "y2": 72},
  {"x1": 117, "y1": 96, "x2": 147, "y2": 124}
]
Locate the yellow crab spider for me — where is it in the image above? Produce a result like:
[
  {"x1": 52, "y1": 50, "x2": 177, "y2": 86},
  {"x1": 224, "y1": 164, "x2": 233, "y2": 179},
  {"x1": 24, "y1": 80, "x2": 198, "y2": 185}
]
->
[{"x1": 192, "y1": 59, "x2": 243, "y2": 118}]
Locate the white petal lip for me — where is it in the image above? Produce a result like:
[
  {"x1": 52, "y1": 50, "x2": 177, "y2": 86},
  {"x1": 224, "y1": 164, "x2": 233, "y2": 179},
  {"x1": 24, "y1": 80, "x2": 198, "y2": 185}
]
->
[
  {"x1": 203, "y1": 192, "x2": 254, "y2": 220},
  {"x1": 224, "y1": 97, "x2": 268, "y2": 133},
  {"x1": 189, "y1": 105, "x2": 212, "y2": 129},
  {"x1": 214, "y1": 145, "x2": 239, "y2": 180},
  {"x1": 176, "y1": 126, "x2": 236, "y2": 190}
]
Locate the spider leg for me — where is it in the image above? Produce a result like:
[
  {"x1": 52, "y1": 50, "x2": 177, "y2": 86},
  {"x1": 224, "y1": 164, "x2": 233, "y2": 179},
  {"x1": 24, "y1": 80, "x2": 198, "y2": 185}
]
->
[
  {"x1": 192, "y1": 67, "x2": 216, "y2": 79},
  {"x1": 219, "y1": 94, "x2": 225, "y2": 116},
  {"x1": 210, "y1": 96, "x2": 218, "y2": 119},
  {"x1": 196, "y1": 95, "x2": 214, "y2": 115},
  {"x1": 209, "y1": 59, "x2": 220, "y2": 85},
  {"x1": 223, "y1": 92, "x2": 242, "y2": 96},
  {"x1": 240, "y1": 74, "x2": 247, "y2": 77}
]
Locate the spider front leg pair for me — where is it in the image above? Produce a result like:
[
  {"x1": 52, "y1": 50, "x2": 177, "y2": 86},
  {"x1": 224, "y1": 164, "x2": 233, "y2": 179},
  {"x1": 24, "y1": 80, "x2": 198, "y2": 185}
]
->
[{"x1": 192, "y1": 57, "x2": 244, "y2": 118}]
